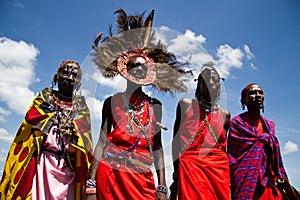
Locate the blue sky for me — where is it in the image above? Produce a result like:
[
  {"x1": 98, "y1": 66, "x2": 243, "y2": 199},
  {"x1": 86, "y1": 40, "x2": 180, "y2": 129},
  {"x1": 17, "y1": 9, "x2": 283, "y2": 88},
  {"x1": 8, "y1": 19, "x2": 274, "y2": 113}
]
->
[{"x1": 1, "y1": 0, "x2": 300, "y2": 190}]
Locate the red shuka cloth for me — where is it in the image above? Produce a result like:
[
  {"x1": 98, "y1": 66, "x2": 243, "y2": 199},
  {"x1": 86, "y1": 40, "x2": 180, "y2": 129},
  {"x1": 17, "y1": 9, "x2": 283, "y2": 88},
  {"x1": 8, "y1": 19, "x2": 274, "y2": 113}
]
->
[
  {"x1": 96, "y1": 93, "x2": 157, "y2": 200},
  {"x1": 253, "y1": 119, "x2": 282, "y2": 200},
  {"x1": 228, "y1": 112, "x2": 287, "y2": 200},
  {"x1": 177, "y1": 100, "x2": 230, "y2": 200}
]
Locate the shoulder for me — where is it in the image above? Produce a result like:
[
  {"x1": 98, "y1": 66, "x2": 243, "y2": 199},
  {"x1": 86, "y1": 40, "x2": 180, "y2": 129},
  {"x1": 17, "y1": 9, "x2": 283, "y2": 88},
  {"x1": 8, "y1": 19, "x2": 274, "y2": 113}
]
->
[
  {"x1": 231, "y1": 112, "x2": 247, "y2": 121},
  {"x1": 176, "y1": 98, "x2": 193, "y2": 115},
  {"x1": 111, "y1": 92, "x2": 121, "y2": 99},
  {"x1": 219, "y1": 107, "x2": 230, "y2": 118},
  {"x1": 150, "y1": 97, "x2": 162, "y2": 106},
  {"x1": 179, "y1": 98, "x2": 193, "y2": 104},
  {"x1": 36, "y1": 88, "x2": 53, "y2": 103},
  {"x1": 75, "y1": 93, "x2": 86, "y2": 102},
  {"x1": 40, "y1": 87, "x2": 52, "y2": 97},
  {"x1": 110, "y1": 93, "x2": 123, "y2": 104},
  {"x1": 178, "y1": 98, "x2": 193, "y2": 107},
  {"x1": 261, "y1": 115, "x2": 275, "y2": 127},
  {"x1": 104, "y1": 95, "x2": 113, "y2": 104},
  {"x1": 42, "y1": 87, "x2": 51, "y2": 93}
]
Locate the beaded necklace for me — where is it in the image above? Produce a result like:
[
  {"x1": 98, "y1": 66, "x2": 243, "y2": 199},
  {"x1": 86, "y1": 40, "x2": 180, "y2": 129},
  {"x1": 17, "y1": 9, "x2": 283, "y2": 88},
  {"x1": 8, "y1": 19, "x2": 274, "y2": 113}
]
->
[
  {"x1": 181, "y1": 100, "x2": 221, "y2": 153},
  {"x1": 48, "y1": 92, "x2": 80, "y2": 168},
  {"x1": 121, "y1": 92, "x2": 153, "y2": 159}
]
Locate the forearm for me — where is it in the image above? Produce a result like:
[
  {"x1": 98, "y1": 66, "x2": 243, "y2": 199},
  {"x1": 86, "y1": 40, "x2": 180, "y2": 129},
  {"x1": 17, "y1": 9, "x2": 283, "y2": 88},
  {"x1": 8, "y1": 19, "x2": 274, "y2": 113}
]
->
[
  {"x1": 154, "y1": 149, "x2": 166, "y2": 186},
  {"x1": 89, "y1": 134, "x2": 107, "y2": 177},
  {"x1": 154, "y1": 149, "x2": 168, "y2": 200},
  {"x1": 172, "y1": 135, "x2": 180, "y2": 173}
]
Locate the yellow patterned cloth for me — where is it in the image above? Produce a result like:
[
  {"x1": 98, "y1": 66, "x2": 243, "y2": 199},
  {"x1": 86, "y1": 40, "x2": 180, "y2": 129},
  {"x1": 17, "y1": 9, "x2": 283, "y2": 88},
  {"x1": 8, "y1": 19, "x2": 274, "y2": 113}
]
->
[{"x1": 0, "y1": 88, "x2": 93, "y2": 200}]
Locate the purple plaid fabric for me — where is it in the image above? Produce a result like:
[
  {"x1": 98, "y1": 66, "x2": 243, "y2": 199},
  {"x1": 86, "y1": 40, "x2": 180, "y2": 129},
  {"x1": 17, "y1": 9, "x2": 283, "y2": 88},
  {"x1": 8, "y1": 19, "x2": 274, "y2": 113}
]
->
[{"x1": 227, "y1": 112, "x2": 287, "y2": 200}]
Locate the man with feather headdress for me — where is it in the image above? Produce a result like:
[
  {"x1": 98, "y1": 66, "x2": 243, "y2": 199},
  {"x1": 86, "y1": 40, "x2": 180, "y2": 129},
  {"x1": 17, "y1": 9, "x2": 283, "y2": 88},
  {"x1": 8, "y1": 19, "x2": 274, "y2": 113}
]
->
[{"x1": 86, "y1": 9, "x2": 191, "y2": 200}]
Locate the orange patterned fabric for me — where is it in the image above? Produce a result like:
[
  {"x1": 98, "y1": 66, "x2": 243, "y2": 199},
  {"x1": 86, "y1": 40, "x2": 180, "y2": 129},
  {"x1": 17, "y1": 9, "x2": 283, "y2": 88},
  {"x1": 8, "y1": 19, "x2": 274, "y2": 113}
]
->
[{"x1": 0, "y1": 88, "x2": 93, "y2": 200}]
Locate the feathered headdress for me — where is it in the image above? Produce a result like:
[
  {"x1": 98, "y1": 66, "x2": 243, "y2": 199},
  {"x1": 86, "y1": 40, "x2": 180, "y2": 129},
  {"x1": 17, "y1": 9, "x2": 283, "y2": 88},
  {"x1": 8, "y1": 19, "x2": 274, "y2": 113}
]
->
[{"x1": 91, "y1": 9, "x2": 191, "y2": 92}]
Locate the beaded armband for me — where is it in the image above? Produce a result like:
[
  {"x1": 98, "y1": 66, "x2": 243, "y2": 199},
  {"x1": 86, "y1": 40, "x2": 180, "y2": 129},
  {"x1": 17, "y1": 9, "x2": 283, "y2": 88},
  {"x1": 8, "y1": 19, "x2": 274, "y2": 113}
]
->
[
  {"x1": 86, "y1": 179, "x2": 96, "y2": 195},
  {"x1": 156, "y1": 185, "x2": 168, "y2": 194}
]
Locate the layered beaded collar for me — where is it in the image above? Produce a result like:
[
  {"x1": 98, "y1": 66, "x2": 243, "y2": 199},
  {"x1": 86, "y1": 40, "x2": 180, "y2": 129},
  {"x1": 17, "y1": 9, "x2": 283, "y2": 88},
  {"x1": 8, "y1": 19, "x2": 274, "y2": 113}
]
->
[{"x1": 197, "y1": 99, "x2": 220, "y2": 114}]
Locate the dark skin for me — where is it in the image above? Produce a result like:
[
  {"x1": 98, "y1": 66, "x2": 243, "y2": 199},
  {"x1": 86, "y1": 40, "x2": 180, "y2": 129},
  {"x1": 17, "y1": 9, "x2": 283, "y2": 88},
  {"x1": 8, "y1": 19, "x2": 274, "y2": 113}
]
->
[
  {"x1": 170, "y1": 69, "x2": 230, "y2": 199},
  {"x1": 56, "y1": 63, "x2": 82, "y2": 99},
  {"x1": 241, "y1": 84, "x2": 264, "y2": 120},
  {"x1": 87, "y1": 80, "x2": 167, "y2": 200},
  {"x1": 242, "y1": 84, "x2": 299, "y2": 200}
]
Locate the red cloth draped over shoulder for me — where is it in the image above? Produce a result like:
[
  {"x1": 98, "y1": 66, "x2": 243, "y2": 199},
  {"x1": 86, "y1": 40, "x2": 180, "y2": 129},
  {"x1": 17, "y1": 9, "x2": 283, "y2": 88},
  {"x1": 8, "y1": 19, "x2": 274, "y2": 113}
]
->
[
  {"x1": 96, "y1": 93, "x2": 157, "y2": 200},
  {"x1": 177, "y1": 100, "x2": 230, "y2": 200}
]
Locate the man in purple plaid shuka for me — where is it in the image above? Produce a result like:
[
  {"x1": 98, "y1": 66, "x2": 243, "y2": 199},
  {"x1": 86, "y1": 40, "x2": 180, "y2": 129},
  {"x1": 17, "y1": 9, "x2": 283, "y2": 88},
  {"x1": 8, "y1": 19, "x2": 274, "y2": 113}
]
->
[{"x1": 227, "y1": 83, "x2": 296, "y2": 200}]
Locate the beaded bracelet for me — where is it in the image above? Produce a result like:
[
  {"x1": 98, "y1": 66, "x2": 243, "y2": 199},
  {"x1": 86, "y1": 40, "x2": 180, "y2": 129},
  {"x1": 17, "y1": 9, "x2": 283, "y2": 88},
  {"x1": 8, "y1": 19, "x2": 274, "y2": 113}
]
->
[
  {"x1": 156, "y1": 185, "x2": 168, "y2": 194},
  {"x1": 86, "y1": 179, "x2": 96, "y2": 195}
]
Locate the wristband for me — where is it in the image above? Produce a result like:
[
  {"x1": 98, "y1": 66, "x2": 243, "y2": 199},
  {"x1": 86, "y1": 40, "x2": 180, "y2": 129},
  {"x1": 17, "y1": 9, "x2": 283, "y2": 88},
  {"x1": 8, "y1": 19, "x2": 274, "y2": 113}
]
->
[
  {"x1": 86, "y1": 179, "x2": 96, "y2": 187},
  {"x1": 86, "y1": 179, "x2": 96, "y2": 195},
  {"x1": 156, "y1": 185, "x2": 168, "y2": 194},
  {"x1": 86, "y1": 187, "x2": 96, "y2": 195}
]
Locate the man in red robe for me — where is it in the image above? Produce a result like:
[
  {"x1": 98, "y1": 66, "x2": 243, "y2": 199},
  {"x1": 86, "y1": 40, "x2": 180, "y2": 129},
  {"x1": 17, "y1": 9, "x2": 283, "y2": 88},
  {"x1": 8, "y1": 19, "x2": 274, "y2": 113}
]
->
[
  {"x1": 170, "y1": 62, "x2": 231, "y2": 200},
  {"x1": 87, "y1": 9, "x2": 191, "y2": 200}
]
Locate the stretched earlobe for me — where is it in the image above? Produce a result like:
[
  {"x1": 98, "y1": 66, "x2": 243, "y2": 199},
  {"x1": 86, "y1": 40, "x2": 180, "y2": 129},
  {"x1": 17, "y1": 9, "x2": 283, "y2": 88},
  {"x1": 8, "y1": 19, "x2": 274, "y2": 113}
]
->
[
  {"x1": 241, "y1": 104, "x2": 245, "y2": 110},
  {"x1": 53, "y1": 74, "x2": 58, "y2": 84},
  {"x1": 240, "y1": 98, "x2": 245, "y2": 110},
  {"x1": 50, "y1": 74, "x2": 58, "y2": 90}
]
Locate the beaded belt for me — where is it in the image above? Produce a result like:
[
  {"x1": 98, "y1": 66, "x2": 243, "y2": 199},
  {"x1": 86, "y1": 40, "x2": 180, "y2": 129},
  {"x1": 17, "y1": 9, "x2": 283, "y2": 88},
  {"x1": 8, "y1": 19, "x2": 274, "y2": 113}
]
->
[{"x1": 103, "y1": 151, "x2": 152, "y2": 169}]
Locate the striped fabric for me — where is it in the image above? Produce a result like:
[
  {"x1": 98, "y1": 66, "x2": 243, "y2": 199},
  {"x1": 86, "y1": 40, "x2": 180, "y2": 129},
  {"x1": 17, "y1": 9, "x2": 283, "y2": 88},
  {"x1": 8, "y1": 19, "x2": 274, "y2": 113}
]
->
[{"x1": 227, "y1": 112, "x2": 287, "y2": 200}]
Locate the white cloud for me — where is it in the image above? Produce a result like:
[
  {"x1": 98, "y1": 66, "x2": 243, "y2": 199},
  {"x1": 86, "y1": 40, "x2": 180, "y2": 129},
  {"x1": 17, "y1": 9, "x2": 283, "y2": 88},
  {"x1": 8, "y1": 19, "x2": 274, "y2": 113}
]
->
[
  {"x1": 155, "y1": 28, "x2": 248, "y2": 80},
  {"x1": 94, "y1": 72, "x2": 127, "y2": 93},
  {"x1": 86, "y1": 96, "x2": 103, "y2": 121},
  {"x1": 215, "y1": 44, "x2": 244, "y2": 78},
  {"x1": 0, "y1": 128, "x2": 14, "y2": 143},
  {"x1": 249, "y1": 63, "x2": 257, "y2": 71},
  {"x1": 189, "y1": 52, "x2": 214, "y2": 71},
  {"x1": 168, "y1": 29, "x2": 207, "y2": 59},
  {"x1": 0, "y1": 37, "x2": 39, "y2": 116},
  {"x1": 0, "y1": 107, "x2": 11, "y2": 122},
  {"x1": 0, "y1": 147, "x2": 9, "y2": 177},
  {"x1": 244, "y1": 44, "x2": 255, "y2": 60},
  {"x1": 82, "y1": 62, "x2": 127, "y2": 97},
  {"x1": 184, "y1": 30, "x2": 206, "y2": 44},
  {"x1": 282, "y1": 141, "x2": 298, "y2": 155}
]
